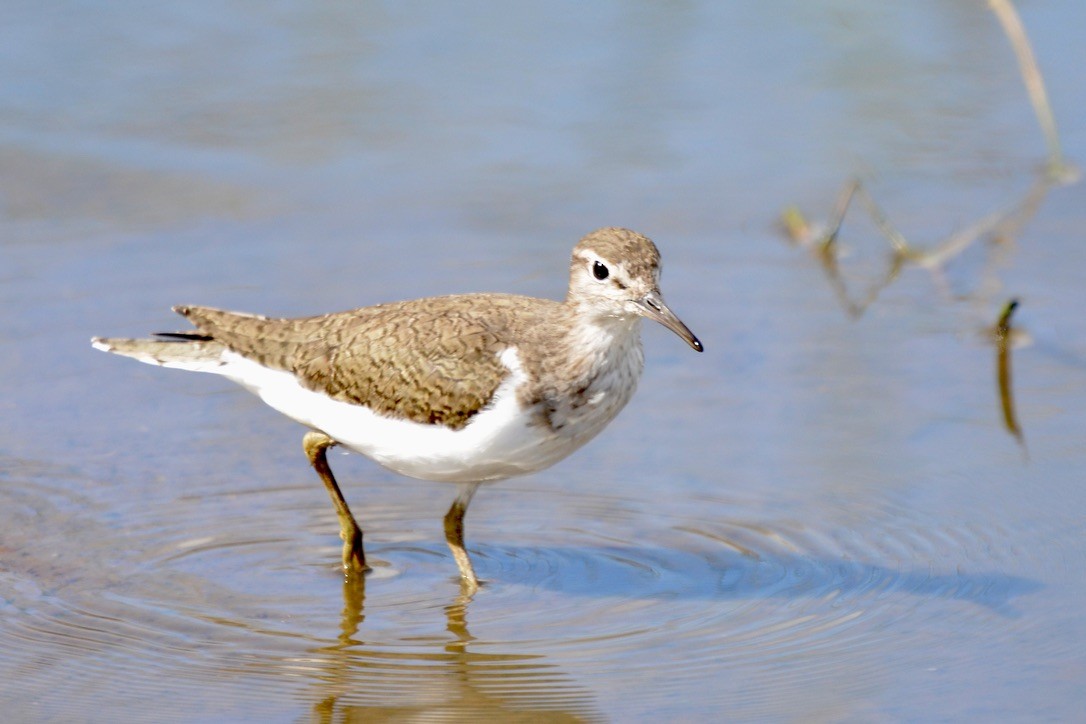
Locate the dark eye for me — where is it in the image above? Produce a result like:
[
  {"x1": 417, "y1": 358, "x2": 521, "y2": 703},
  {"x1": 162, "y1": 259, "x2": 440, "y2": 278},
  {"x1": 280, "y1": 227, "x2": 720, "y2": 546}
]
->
[{"x1": 592, "y1": 261, "x2": 609, "y2": 280}]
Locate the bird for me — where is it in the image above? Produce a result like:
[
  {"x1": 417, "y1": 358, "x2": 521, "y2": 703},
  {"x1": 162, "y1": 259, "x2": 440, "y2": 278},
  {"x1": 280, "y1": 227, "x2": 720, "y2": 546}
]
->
[{"x1": 92, "y1": 227, "x2": 703, "y2": 590}]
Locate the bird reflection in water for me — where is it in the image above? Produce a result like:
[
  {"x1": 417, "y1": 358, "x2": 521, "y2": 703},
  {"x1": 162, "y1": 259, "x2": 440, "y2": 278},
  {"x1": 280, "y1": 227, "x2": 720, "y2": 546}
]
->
[{"x1": 310, "y1": 579, "x2": 599, "y2": 722}]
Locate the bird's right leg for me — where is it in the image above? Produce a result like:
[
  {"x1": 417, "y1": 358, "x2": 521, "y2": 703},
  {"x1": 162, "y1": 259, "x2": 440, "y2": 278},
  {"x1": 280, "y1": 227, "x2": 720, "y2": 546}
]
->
[{"x1": 443, "y1": 482, "x2": 481, "y2": 592}]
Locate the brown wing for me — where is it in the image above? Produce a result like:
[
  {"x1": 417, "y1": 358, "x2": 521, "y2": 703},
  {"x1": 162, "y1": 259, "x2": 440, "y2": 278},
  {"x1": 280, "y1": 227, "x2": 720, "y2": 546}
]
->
[{"x1": 175, "y1": 296, "x2": 520, "y2": 430}]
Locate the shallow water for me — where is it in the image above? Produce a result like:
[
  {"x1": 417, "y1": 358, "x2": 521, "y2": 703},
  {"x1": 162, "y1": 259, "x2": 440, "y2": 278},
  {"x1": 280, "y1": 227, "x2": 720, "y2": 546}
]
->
[{"x1": 2, "y1": 2, "x2": 1086, "y2": 721}]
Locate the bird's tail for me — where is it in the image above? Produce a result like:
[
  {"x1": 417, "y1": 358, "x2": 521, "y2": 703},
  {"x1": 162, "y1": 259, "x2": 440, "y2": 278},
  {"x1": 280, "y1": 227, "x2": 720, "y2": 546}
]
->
[{"x1": 91, "y1": 334, "x2": 229, "y2": 373}]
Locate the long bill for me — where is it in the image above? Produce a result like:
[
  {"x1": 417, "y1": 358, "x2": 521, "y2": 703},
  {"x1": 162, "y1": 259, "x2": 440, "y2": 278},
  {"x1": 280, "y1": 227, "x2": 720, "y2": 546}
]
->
[{"x1": 637, "y1": 291, "x2": 703, "y2": 352}]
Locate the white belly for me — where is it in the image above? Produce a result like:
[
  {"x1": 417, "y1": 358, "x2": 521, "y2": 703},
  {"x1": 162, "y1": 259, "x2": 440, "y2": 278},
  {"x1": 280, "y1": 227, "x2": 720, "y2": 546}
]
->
[{"x1": 218, "y1": 349, "x2": 589, "y2": 484}]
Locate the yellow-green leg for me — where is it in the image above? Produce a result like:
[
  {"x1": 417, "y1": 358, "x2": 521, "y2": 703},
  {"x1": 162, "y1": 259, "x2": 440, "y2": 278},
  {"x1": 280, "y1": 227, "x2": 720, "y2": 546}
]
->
[
  {"x1": 443, "y1": 483, "x2": 481, "y2": 590},
  {"x1": 303, "y1": 430, "x2": 368, "y2": 575}
]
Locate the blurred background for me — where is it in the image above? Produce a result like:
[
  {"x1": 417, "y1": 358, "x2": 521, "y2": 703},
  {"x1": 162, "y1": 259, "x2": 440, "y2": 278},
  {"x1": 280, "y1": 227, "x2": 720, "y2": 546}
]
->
[{"x1": 1, "y1": 2, "x2": 1084, "y2": 721}]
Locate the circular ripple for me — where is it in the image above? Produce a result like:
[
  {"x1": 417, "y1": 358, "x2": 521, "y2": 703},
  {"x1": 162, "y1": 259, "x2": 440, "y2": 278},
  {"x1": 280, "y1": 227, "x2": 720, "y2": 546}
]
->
[
  {"x1": 376, "y1": 485, "x2": 1044, "y2": 716},
  {"x1": 0, "y1": 467, "x2": 1049, "y2": 721}
]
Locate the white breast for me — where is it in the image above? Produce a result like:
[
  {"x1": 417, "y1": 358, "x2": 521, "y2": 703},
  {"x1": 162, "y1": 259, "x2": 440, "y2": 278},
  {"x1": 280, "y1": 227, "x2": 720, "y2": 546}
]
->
[{"x1": 541, "y1": 316, "x2": 645, "y2": 446}]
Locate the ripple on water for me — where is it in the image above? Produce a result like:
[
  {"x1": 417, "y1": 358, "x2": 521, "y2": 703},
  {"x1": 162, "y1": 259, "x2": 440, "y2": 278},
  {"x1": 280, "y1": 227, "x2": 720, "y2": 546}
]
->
[{"x1": 0, "y1": 462, "x2": 1044, "y2": 720}]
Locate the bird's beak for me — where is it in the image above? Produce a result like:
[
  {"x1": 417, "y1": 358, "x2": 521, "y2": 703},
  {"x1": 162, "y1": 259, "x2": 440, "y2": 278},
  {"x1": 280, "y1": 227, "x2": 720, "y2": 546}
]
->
[{"x1": 637, "y1": 291, "x2": 703, "y2": 352}]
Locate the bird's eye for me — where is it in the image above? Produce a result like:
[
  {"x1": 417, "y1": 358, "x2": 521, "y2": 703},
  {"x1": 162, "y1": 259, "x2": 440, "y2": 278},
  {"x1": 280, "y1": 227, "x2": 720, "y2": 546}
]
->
[{"x1": 592, "y1": 261, "x2": 609, "y2": 281}]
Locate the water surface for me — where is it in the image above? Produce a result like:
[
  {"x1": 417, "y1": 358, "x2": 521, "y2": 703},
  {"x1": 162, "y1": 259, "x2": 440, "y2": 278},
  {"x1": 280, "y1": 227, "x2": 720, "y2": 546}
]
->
[{"x1": 2, "y1": 2, "x2": 1085, "y2": 721}]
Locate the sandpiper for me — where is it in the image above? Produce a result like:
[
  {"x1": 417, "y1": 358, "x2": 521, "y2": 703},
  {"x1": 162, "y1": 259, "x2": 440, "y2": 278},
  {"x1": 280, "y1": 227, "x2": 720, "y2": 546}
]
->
[{"x1": 92, "y1": 227, "x2": 702, "y2": 589}]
